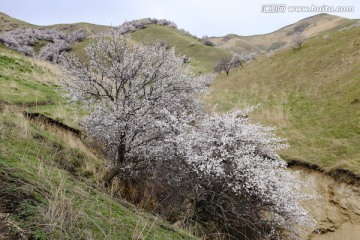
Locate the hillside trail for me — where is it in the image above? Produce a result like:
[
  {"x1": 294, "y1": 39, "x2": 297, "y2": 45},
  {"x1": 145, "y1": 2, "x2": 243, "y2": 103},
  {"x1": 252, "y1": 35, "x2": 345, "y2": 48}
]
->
[{"x1": 293, "y1": 166, "x2": 360, "y2": 240}]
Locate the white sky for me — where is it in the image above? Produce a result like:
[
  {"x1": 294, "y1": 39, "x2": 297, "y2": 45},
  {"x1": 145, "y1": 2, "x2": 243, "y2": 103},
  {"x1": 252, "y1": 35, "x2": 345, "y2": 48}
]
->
[{"x1": 1, "y1": 0, "x2": 359, "y2": 37}]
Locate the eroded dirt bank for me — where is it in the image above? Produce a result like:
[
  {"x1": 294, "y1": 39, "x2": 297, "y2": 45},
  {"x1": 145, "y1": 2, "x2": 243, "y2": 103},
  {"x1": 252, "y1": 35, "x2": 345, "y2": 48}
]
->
[{"x1": 291, "y1": 166, "x2": 360, "y2": 240}]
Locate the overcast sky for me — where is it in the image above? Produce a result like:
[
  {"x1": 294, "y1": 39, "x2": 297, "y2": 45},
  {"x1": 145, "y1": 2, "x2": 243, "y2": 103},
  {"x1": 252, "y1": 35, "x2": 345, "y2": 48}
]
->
[{"x1": 1, "y1": 0, "x2": 359, "y2": 37}]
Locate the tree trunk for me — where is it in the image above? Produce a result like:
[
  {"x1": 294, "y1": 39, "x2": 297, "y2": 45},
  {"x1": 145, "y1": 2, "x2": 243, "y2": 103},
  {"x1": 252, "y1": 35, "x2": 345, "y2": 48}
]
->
[
  {"x1": 103, "y1": 167, "x2": 120, "y2": 187},
  {"x1": 104, "y1": 133, "x2": 126, "y2": 187}
]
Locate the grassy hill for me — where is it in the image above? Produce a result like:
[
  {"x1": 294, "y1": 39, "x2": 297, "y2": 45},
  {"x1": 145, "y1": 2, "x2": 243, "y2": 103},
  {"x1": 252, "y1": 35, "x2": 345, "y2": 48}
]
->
[
  {"x1": 211, "y1": 14, "x2": 356, "y2": 53},
  {"x1": 0, "y1": 11, "x2": 109, "y2": 35},
  {"x1": 210, "y1": 34, "x2": 264, "y2": 54},
  {"x1": 0, "y1": 13, "x2": 231, "y2": 74},
  {"x1": 50, "y1": 22, "x2": 110, "y2": 35},
  {"x1": 0, "y1": 45, "x2": 196, "y2": 239},
  {"x1": 1, "y1": 10, "x2": 360, "y2": 238},
  {"x1": 206, "y1": 25, "x2": 360, "y2": 175},
  {"x1": 70, "y1": 25, "x2": 231, "y2": 74},
  {"x1": 0, "y1": 12, "x2": 36, "y2": 33},
  {"x1": 131, "y1": 25, "x2": 230, "y2": 73}
]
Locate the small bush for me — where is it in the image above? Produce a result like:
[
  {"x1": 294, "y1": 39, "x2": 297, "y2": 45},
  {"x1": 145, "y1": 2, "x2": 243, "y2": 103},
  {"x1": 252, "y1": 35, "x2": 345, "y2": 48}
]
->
[
  {"x1": 201, "y1": 35, "x2": 214, "y2": 47},
  {"x1": 291, "y1": 33, "x2": 306, "y2": 50}
]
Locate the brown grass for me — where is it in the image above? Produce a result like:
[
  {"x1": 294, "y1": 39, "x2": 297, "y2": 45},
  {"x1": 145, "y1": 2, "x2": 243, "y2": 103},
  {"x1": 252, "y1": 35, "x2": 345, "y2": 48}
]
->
[{"x1": 212, "y1": 14, "x2": 355, "y2": 52}]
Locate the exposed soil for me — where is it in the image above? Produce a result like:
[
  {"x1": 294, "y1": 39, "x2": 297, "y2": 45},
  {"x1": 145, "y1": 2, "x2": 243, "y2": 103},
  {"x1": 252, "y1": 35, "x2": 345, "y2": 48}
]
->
[
  {"x1": 0, "y1": 171, "x2": 40, "y2": 240},
  {"x1": 23, "y1": 111, "x2": 81, "y2": 137},
  {"x1": 0, "y1": 179, "x2": 21, "y2": 240},
  {"x1": 290, "y1": 165, "x2": 360, "y2": 240},
  {"x1": 0, "y1": 203, "x2": 18, "y2": 240}
]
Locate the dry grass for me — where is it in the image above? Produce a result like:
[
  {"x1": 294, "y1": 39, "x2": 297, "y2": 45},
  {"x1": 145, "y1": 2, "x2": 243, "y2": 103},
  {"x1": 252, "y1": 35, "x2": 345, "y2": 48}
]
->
[
  {"x1": 132, "y1": 216, "x2": 158, "y2": 240},
  {"x1": 212, "y1": 14, "x2": 355, "y2": 52},
  {"x1": 0, "y1": 12, "x2": 36, "y2": 33},
  {"x1": 0, "y1": 105, "x2": 197, "y2": 239},
  {"x1": 0, "y1": 42, "x2": 196, "y2": 237},
  {"x1": 42, "y1": 177, "x2": 80, "y2": 238},
  {"x1": 29, "y1": 58, "x2": 61, "y2": 85}
]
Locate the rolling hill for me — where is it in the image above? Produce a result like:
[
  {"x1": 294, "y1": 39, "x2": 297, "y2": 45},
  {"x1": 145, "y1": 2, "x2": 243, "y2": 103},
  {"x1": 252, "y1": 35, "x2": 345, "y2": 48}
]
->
[
  {"x1": 206, "y1": 23, "x2": 360, "y2": 175},
  {"x1": 0, "y1": 13, "x2": 231, "y2": 74},
  {"x1": 0, "y1": 11, "x2": 109, "y2": 35},
  {"x1": 0, "y1": 12, "x2": 36, "y2": 33},
  {"x1": 1, "y1": 11, "x2": 360, "y2": 239},
  {"x1": 211, "y1": 13, "x2": 356, "y2": 53},
  {"x1": 130, "y1": 25, "x2": 230, "y2": 73}
]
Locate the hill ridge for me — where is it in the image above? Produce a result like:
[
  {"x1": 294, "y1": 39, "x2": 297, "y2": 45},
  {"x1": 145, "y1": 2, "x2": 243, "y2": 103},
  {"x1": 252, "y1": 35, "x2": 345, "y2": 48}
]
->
[{"x1": 210, "y1": 13, "x2": 355, "y2": 53}]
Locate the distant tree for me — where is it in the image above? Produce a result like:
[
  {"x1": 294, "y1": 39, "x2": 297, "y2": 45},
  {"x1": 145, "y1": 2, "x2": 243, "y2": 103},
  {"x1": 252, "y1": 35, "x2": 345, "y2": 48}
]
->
[
  {"x1": 323, "y1": 34, "x2": 330, "y2": 41},
  {"x1": 38, "y1": 40, "x2": 70, "y2": 62},
  {"x1": 248, "y1": 52, "x2": 258, "y2": 60},
  {"x1": 291, "y1": 32, "x2": 306, "y2": 49},
  {"x1": 214, "y1": 53, "x2": 244, "y2": 75},
  {"x1": 15, "y1": 45, "x2": 35, "y2": 57},
  {"x1": 201, "y1": 35, "x2": 214, "y2": 46},
  {"x1": 59, "y1": 35, "x2": 214, "y2": 186},
  {"x1": 69, "y1": 29, "x2": 88, "y2": 42},
  {"x1": 267, "y1": 50, "x2": 274, "y2": 59}
]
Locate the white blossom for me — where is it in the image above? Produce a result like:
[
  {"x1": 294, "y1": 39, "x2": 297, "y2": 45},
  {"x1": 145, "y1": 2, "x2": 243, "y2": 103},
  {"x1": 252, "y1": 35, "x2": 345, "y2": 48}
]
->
[
  {"x1": 60, "y1": 34, "x2": 214, "y2": 185},
  {"x1": 177, "y1": 110, "x2": 315, "y2": 238},
  {"x1": 59, "y1": 34, "x2": 314, "y2": 239}
]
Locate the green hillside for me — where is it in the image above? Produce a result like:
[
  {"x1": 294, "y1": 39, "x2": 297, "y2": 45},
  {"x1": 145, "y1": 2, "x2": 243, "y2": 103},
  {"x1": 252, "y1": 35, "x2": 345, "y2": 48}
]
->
[
  {"x1": 50, "y1": 22, "x2": 110, "y2": 35},
  {"x1": 0, "y1": 45, "x2": 196, "y2": 239},
  {"x1": 0, "y1": 12, "x2": 231, "y2": 74},
  {"x1": 206, "y1": 26, "x2": 360, "y2": 175},
  {"x1": 131, "y1": 25, "x2": 230, "y2": 73},
  {"x1": 70, "y1": 25, "x2": 231, "y2": 74},
  {"x1": 0, "y1": 11, "x2": 109, "y2": 35},
  {"x1": 0, "y1": 12, "x2": 36, "y2": 33}
]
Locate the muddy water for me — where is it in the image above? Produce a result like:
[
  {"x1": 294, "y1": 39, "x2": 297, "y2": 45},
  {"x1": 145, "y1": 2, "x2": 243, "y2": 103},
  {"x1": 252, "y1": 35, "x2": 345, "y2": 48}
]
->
[{"x1": 293, "y1": 167, "x2": 360, "y2": 240}]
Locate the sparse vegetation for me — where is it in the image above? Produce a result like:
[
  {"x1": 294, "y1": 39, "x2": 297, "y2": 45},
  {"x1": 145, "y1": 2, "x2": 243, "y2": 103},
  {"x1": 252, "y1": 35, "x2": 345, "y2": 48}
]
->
[
  {"x1": 214, "y1": 52, "x2": 256, "y2": 75},
  {"x1": 290, "y1": 32, "x2": 306, "y2": 50},
  {"x1": 323, "y1": 34, "x2": 330, "y2": 41},
  {"x1": 201, "y1": 35, "x2": 214, "y2": 46}
]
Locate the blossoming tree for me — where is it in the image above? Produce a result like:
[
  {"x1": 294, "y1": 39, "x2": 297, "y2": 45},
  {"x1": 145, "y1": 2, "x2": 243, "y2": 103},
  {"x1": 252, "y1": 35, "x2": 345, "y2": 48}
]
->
[
  {"x1": 177, "y1": 109, "x2": 315, "y2": 239},
  {"x1": 60, "y1": 34, "x2": 314, "y2": 239},
  {"x1": 60, "y1": 35, "x2": 214, "y2": 186}
]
